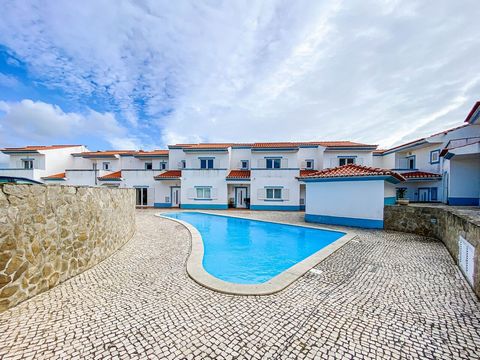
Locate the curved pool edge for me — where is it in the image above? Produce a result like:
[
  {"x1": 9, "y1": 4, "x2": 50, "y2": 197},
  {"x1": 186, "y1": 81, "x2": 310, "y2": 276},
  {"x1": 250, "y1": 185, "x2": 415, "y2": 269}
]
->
[{"x1": 155, "y1": 212, "x2": 358, "y2": 296}]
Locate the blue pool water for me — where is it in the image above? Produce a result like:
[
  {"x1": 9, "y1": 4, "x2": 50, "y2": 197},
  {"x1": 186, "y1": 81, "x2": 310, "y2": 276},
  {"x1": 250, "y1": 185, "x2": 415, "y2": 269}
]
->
[{"x1": 163, "y1": 212, "x2": 345, "y2": 284}]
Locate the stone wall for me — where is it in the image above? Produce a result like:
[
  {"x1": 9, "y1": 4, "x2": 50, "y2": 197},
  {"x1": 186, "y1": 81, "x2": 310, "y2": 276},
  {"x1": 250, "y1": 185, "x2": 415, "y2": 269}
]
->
[
  {"x1": 384, "y1": 204, "x2": 480, "y2": 298},
  {"x1": 0, "y1": 184, "x2": 136, "y2": 311}
]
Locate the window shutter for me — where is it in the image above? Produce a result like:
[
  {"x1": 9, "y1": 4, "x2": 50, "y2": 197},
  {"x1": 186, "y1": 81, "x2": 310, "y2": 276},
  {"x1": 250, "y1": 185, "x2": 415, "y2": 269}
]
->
[
  {"x1": 257, "y1": 159, "x2": 265, "y2": 168},
  {"x1": 237, "y1": 161, "x2": 243, "y2": 169},
  {"x1": 282, "y1": 189, "x2": 289, "y2": 200},
  {"x1": 281, "y1": 158, "x2": 288, "y2": 168},
  {"x1": 300, "y1": 161, "x2": 307, "y2": 169},
  {"x1": 257, "y1": 188, "x2": 266, "y2": 200},
  {"x1": 177, "y1": 161, "x2": 183, "y2": 169},
  {"x1": 147, "y1": 188, "x2": 155, "y2": 206},
  {"x1": 211, "y1": 188, "x2": 218, "y2": 199},
  {"x1": 187, "y1": 188, "x2": 195, "y2": 199}
]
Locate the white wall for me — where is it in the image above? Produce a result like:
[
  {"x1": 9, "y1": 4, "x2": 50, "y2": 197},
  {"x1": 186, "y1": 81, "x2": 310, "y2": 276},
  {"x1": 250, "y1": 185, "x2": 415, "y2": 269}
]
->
[
  {"x1": 168, "y1": 148, "x2": 186, "y2": 170},
  {"x1": 229, "y1": 148, "x2": 252, "y2": 169},
  {"x1": 449, "y1": 156, "x2": 480, "y2": 200},
  {"x1": 306, "y1": 180, "x2": 385, "y2": 221},
  {"x1": 181, "y1": 169, "x2": 229, "y2": 207},
  {"x1": 154, "y1": 180, "x2": 181, "y2": 206},
  {"x1": 250, "y1": 169, "x2": 300, "y2": 209},
  {"x1": 43, "y1": 146, "x2": 86, "y2": 175},
  {"x1": 384, "y1": 182, "x2": 396, "y2": 199},
  {"x1": 323, "y1": 151, "x2": 373, "y2": 168}
]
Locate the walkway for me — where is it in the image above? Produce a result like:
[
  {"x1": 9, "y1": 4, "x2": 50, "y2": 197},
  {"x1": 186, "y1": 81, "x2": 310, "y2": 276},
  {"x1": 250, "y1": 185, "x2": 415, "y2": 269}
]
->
[{"x1": 1, "y1": 210, "x2": 479, "y2": 359}]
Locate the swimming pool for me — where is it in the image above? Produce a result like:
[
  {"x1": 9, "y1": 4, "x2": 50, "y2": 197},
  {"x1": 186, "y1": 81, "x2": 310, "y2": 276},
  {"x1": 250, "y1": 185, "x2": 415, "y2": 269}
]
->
[{"x1": 162, "y1": 212, "x2": 346, "y2": 286}]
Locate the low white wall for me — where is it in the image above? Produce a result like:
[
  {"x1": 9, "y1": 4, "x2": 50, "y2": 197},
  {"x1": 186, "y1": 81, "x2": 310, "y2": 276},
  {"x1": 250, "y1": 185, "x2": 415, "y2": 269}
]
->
[
  {"x1": 449, "y1": 157, "x2": 480, "y2": 203},
  {"x1": 305, "y1": 179, "x2": 385, "y2": 228}
]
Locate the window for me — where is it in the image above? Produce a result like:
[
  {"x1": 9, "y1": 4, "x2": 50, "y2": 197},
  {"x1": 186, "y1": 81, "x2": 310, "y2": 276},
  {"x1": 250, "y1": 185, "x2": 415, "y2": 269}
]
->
[
  {"x1": 160, "y1": 162, "x2": 167, "y2": 170},
  {"x1": 102, "y1": 162, "x2": 110, "y2": 170},
  {"x1": 181, "y1": 160, "x2": 186, "y2": 168},
  {"x1": 145, "y1": 162, "x2": 153, "y2": 170},
  {"x1": 407, "y1": 156, "x2": 415, "y2": 169},
  {"x1": 339, "y1": 157, "x2": 355, "y2": 166},
  {"x1": 430, "y1": 150, "x2": 440, "y2": 164},
  {"x1": 135, "y1": 188, "x2": 148, "y2": 206},
  {"x1": 200, "y1": 158, "x2": 214, "y2": 169},
  {"x1": 266, "y1": 188, "x2": 282, "y2": 199},
  {"x1": 23, "y1": 160, "x2": 33, "y2": 169},
  {"x1": 305, "y1": 160, "x2": 314, "y2": 169},
  {"x1": 241, "y1": 160, "x2": 249, "y2": 169},
  {"x1": 266, "y1": 158, "x2": 281, "y2": 169},
  {"x1": 196, "y1": 187, "x2": 211, "y2": 199}
]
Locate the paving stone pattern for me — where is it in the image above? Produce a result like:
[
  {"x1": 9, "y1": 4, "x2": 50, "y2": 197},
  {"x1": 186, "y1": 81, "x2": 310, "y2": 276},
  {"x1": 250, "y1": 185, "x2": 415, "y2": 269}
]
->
[{"x1": 0, "y1": 209, "x2": 479, "y2": 359}]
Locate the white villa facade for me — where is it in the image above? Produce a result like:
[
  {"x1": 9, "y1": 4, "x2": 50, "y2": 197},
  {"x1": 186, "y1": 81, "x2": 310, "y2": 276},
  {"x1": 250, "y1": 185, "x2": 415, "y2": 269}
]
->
[{"x1": 1, "y1": 102, "x2": 479, "y2": 209}]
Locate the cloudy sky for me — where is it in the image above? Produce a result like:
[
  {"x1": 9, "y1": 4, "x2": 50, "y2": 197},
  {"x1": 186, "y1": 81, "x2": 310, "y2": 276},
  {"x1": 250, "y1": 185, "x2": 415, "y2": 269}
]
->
[{"x1": 0, "y1": 0, "x2": 479, "y2": 157}]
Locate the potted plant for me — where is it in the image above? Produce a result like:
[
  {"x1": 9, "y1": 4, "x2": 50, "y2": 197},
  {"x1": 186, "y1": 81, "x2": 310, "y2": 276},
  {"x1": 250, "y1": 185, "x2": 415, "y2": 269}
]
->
[
  {"x1": 228, "y1": 198, "x2": 234, "y2": 208},
  {"x1": 396, "y1": 188, "x2": 409, "y2": 205},
  {"x1": 245, "y1": 197, "x2": 251, "y2": 209}
]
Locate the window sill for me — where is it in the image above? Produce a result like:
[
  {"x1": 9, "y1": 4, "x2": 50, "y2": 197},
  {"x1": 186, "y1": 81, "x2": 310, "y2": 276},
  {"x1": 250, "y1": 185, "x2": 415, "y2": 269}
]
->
[{"x1": 264, "y1": 199, "x2": 284, "y2": 202}]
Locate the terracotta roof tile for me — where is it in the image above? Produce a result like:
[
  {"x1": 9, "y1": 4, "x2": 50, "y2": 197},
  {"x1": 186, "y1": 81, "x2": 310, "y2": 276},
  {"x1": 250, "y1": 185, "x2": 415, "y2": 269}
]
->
[
  {"x1": 170, "y1": 141, "x2": 377, "y2": 149},
  {"x1": 402, "y1": 171, "x2": 442, "y2": 179},
  {"x1": 135, "y1": 150, "x2": 169, "y2": 156},
  {"x1": 226, "y1": 170, "x2": 251, "y2": 179},
  {"x1": 298, "y1": 164, "x2": 405, "y2": 182},
  {"x1": 299, "y1": 170, "x2": 317, "y2": 177},
  {"x1": 98, "y1": 171, "x2": 122, "y2": 181},
  {"x1": 41, "y1": 172, "x2": 66, "y2": 180},
  {"x1": 154, "y1": 170, "x2": 181, "y2": 179},
  {"x1": 74, "y1": 150, "x2": 137, "y2": 157},
  {"x1": 2, "y1": 145, "x2": 81, "y2": 152}
]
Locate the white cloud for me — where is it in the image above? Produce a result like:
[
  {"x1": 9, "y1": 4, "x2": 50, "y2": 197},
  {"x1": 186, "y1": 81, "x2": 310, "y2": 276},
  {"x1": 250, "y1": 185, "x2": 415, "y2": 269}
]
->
[
  {"x1": 0, "y1": 99, "x2": 141, "y2": 149},
  {"x1": 0, "y1": 1, "x2": 479, "y2": 148}
]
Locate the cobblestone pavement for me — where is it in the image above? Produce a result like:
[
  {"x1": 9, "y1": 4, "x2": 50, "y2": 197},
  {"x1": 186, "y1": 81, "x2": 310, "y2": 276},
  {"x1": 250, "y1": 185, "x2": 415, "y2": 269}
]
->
[{"x1": 1, "y1": 209, "x2": 479, "y2": 360}]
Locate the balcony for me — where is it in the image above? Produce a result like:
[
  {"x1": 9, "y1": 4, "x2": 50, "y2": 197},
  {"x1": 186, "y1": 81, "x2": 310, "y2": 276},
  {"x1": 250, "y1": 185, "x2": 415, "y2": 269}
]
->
[{"x1": 0, "y1": 168, "x2": 43, "y2": 181}]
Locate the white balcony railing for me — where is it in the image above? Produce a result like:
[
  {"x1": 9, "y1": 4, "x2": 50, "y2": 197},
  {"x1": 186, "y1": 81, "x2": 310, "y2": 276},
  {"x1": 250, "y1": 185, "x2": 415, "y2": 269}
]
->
[{"x1": 0, "y1": 168, "x2": 38, "y2": 180}]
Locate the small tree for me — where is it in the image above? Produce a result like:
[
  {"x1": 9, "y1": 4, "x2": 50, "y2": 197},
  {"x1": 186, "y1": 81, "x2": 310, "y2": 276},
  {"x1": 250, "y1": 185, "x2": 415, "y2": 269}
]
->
[{"x1": 397, "y1": 188, "x2": 407, "y2": 199}]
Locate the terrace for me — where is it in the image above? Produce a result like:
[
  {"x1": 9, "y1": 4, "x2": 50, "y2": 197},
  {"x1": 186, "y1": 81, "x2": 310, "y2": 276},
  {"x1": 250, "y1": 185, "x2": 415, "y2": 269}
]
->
[{"x1": 1, "y1": 209, "x2": 479, "y2": 359}]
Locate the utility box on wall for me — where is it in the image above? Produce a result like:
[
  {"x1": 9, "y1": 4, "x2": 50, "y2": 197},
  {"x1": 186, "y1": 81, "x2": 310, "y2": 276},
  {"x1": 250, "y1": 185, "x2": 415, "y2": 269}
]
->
[{"x1": 459, "y1": 235, "x2": 475, "y2": 286}]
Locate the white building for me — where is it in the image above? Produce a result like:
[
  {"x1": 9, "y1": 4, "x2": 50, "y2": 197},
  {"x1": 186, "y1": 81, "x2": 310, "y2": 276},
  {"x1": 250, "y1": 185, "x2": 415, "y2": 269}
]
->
[
  {"x1": 1, "y1": 101, "x2": 478, "y2": 209},
  {"x1": 301, "y1": 164, "x2": 404, "y2": 229},
  {"x1": 0, "y1": 145, "x2": 87, "y2": 183},
  {"x1": 372, "y1": 112, "x2": 480, "y2": 205}
]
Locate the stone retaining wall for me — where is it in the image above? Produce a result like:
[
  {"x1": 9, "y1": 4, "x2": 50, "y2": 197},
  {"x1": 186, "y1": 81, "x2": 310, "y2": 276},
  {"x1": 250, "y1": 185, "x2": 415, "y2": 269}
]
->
[
  {"x1": 0, "y1": 184, "x2": 136, "y2": 312},
  {"x1": 384, "y1": 204, "x2": 480, "y2": 297}
]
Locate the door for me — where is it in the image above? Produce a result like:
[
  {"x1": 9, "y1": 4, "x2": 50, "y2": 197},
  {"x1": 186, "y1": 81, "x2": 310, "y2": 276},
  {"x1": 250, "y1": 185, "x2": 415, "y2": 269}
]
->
[
  {"x1": 235, "y1": 187, "x2": 248, "y2": 208},
  {"x1": 136, "y1": 188, "x2": 148, "y2": 206},
  {"x1": 418, "y1": 188, "x2": 429, "y2": 202},
  {"x1": 171, "y1": 187, "x2": 180, "y2": 207}
]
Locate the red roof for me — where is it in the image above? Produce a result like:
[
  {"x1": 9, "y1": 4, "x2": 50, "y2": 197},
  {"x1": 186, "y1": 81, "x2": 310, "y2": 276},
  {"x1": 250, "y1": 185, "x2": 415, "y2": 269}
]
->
[
  {"x1": 298, "y1": 164, "x2": 405, "y2": 182},
  {"x1": 2, "y1": 145, "x2": 81, "y2": 152},
  {"x1": 402, "y1": 171, "x2": 442, "y2": 179},
  {"x1": 41, "y1": 172, "x2": 66, "y2": 180},
  {"x1": 137, "y1": 150, "x2": 168, "y2": 155},
  {"x1": 299, "y1": 170, "x2": 317, "y2": 177},
  {"x1": 75, "y1": 150, "x2": 137, "y2": 157},
  {"x1": 98, "y1": 171, "x2": 122, "y2": 181},
  {"x1": 171, "y1": 141, "x2": 377, "y2": 149},
  {"x1": 154, "y1": 170, "x2": 181, "y2": 179},
  {"x1": 226, "y1": 170, "x2": 251, "y2": 179}
]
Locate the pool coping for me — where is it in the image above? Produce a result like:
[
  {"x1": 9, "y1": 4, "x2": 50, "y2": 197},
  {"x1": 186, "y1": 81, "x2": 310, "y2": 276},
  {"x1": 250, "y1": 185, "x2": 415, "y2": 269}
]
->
[{"x1": 155, "y1": 211, "x2": 357, "y2": 296}]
